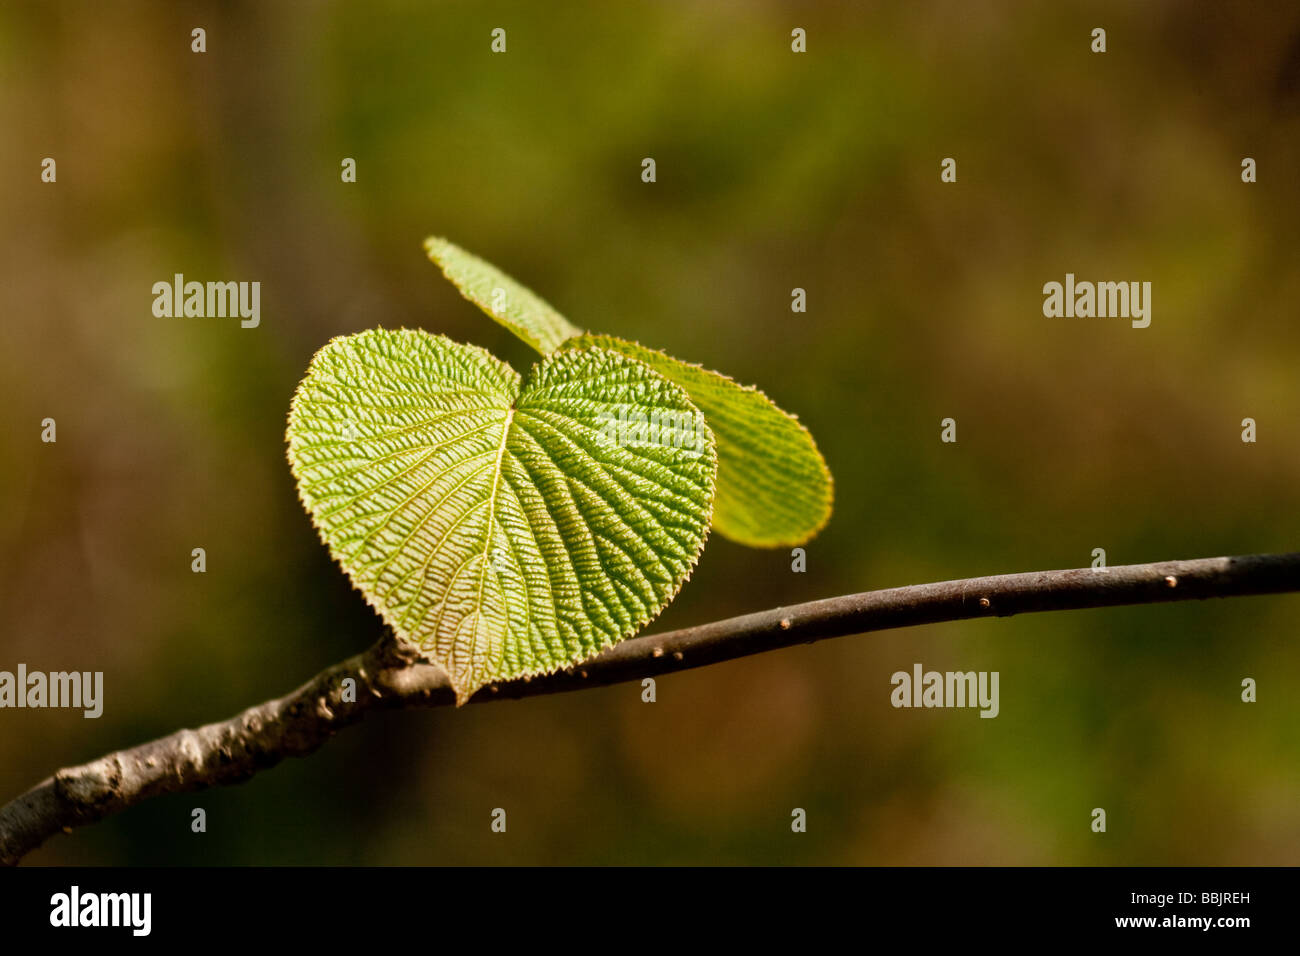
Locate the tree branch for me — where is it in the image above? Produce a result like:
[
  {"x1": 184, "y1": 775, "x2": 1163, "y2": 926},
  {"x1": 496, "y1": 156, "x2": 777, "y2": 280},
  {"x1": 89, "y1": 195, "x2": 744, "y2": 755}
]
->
[{"x1": 2, "y1": 551, "x2": 1296, "y2": 865}]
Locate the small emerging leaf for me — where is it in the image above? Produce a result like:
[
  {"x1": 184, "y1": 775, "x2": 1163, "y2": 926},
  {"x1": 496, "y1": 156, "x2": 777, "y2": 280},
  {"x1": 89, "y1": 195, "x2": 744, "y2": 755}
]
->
[
  {"x1": 287, "y1": 328, "x2": 716, "y2": 701},
  {"x1": 423, "y1": 238, "x2": 833, "y2": 546},
  {"x1": 424, "y1": 236, "x2": 583, "y2": 353},
  {"x1": 563, "y1": 335, "x2": 832, "y2": 548}
]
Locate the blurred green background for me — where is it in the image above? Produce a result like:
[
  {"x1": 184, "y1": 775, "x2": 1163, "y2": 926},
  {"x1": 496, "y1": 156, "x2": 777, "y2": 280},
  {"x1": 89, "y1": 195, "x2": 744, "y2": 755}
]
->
[{"x1": 1, "y1": 0, "x2": 1298, "y2": 865}]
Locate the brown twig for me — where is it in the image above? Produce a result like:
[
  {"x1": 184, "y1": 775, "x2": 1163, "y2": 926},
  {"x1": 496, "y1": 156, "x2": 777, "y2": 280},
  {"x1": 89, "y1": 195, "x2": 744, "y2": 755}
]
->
[{"x1": 1, "y1": 551, "x2": 1296, "y2": 865}]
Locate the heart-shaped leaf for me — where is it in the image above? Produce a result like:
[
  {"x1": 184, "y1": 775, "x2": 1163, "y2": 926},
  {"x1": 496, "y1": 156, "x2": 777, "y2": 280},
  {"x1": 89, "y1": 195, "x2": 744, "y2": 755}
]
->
[
  {"x1": 424, "y1": 237, "x2": 583, "y2": 354},
  {"x1": 286, "y1": 328, "x2": 716, "y2": 702},
  {"x1": 563, "y1": 335, "x2": 833, "y2": 548}
]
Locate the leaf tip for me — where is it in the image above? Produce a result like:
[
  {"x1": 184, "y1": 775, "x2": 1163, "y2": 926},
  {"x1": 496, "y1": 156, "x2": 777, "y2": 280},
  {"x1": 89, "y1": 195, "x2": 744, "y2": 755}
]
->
[{"x1": 422, "y1": 235, "x2": 450, "y2": 260}]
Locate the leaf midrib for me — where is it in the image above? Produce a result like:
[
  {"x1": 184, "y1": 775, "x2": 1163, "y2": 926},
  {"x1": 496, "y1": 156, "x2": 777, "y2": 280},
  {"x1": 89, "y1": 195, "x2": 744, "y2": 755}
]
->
[{"x1": 470, "y1": 407, "x2": 516, "y2": 659}]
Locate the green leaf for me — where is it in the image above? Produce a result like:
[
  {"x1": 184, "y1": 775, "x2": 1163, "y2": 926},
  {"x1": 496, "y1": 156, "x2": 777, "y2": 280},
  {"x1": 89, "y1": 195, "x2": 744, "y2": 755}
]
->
[
  {"x1": 423, "y1": 238, "x2": 832, "y2": 546},
  {"x1": 286, "y1": 328, "x2": 716, "y2": 702},
  {"x1": 424, "y1": 236, "x2": 583, "y2": 353},
  {"x1": 563, "y1": 335, "x2": 832, "y2": 548}
]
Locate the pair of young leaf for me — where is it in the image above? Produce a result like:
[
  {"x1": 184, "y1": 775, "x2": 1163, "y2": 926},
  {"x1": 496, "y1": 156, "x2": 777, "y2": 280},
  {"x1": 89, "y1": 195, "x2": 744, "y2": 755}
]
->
[{"x1": 286, "y1": 238, "x2": 832, "y2": 702}]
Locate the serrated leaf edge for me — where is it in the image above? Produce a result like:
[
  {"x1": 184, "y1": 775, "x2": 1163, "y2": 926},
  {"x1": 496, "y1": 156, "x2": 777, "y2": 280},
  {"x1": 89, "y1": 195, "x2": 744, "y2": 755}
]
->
[{"x1": 286, "y1": 326, "x2": 718, "y2": 703}]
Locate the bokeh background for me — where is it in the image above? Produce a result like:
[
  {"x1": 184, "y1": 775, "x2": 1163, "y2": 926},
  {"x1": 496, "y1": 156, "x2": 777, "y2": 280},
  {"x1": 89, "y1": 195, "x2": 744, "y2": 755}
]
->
[{"x1": 2, "y1": 0, "x2": 1298, "y2": 865}]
